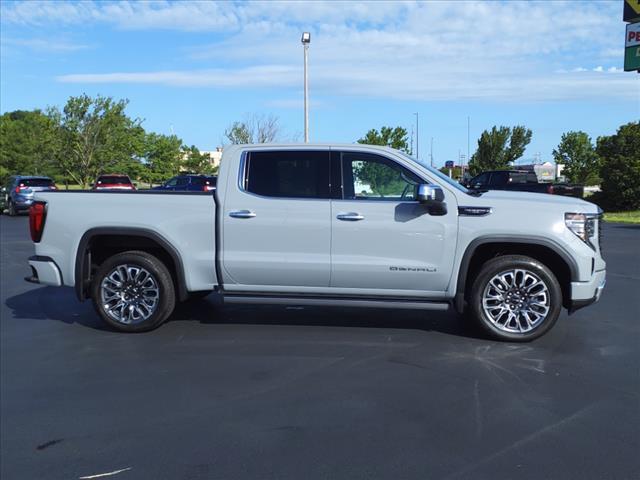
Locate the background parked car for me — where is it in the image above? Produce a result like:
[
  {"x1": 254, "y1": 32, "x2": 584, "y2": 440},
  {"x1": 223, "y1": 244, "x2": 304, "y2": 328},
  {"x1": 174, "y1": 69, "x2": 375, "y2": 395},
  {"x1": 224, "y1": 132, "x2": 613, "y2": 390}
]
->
[
  {"x1": 154, "y1": 174, "x2": 217, "y2": 192},
  {"x1": 0, "y1": 176, "x2": 57, "y2": 216},
  {"x1": 92, "y1": 174, "x2": 136, "y2": 191},
  {"x1": 463, "y1": 170, "x2": 584, "y2": 198}
]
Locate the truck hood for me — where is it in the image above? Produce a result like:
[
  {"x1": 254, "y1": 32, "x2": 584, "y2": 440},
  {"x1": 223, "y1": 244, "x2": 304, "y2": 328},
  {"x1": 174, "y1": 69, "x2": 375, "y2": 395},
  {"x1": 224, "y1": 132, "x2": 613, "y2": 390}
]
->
[{"x1": 474, "y1": 190, "x2": 599, "y2": 213}]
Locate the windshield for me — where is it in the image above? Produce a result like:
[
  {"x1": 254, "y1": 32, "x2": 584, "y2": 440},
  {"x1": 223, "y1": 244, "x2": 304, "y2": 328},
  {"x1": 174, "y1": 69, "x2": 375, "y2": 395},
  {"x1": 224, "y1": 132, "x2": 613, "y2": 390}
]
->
[{"x1": 397, "y1": 152, "x2": 470, "y2": 194}]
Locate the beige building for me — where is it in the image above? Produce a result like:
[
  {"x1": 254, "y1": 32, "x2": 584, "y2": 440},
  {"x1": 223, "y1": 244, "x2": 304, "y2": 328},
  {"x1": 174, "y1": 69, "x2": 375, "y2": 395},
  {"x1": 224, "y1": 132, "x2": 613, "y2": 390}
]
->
[{"x1": 201, "y1": 147, "x2": 223, "y2": 169}]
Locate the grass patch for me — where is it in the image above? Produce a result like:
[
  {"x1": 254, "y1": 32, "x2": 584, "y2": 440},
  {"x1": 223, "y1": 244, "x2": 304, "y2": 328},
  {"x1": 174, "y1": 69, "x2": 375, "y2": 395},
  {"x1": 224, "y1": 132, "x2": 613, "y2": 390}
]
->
[{"x1": 603, "y1": 211, "x2": 640, "y2": 224}]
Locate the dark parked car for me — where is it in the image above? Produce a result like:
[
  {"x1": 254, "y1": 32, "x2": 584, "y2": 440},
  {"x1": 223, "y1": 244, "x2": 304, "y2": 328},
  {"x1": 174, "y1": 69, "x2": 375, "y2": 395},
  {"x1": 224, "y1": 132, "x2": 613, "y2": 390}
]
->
[
  {"x1": 154, "y1": 174, "x2": 217, "y2": 192},
  {"x1": 92, "y1": 174, "x2": 136, "y2": 191},
  {"x1": 1, "y1": 176, "x2": 57, "y2": 216},
  {"x1": 463, "y1": 170, "x2": 583, "y2": 197}
]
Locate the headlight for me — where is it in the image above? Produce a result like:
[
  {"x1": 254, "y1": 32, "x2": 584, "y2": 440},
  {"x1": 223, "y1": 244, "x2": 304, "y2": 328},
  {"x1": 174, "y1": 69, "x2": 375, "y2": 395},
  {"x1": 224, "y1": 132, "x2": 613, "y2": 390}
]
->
[{"x1": 565, "y1": 212, "x2": 597, "y2": 250}]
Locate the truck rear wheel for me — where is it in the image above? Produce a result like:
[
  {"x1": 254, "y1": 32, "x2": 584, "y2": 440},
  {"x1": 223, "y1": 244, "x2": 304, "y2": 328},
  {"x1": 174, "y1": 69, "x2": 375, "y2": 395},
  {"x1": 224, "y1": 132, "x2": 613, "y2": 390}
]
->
[
  {"x1": 469, "y1": 255, "x2": 562, "y2": 342},
  {"x1": 91, "y1": 250, "x2": 176, "y2": 332}
]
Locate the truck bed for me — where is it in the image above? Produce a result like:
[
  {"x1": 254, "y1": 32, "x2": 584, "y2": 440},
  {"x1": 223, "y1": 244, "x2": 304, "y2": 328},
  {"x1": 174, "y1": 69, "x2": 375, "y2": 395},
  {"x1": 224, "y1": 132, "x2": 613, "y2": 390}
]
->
[{"x1": 33, "y1": 190, "x2": 218, "y2": 294}]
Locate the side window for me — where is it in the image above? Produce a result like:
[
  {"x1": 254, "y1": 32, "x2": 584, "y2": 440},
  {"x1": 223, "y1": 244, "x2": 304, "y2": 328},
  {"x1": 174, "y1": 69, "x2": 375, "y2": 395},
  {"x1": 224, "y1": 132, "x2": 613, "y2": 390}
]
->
[
  {"x1": 191, "y1": 177, "x2": 205, "y2": 186},
  {"x1": 489, "y1": 172, "x2": 509, "y2": 186},
  {"x1": 342, "y1": 152, "x2": 421, "y2": 201},
  {"x1": 165, "y1": 177, "x2": 178, "y2": 187},
  {"x1": 472, "y1": 173, "x2": 490, "y2": 188},
  {"x1": 245, "y1": 151, "x2": 330, "y2": 199},
  {"x1": 175, "y1": 177, "x2": 189, "y2": 187}
]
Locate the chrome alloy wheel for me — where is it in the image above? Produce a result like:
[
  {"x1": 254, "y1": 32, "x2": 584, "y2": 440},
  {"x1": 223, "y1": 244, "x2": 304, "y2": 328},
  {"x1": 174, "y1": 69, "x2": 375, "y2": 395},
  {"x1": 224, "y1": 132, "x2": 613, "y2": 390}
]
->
[
  {"x1": 482, "y1": 268, "x2": 550, "y2": 333},
  {"x1": 100, "y1": 264, "x2": 160, "y2": 325}
]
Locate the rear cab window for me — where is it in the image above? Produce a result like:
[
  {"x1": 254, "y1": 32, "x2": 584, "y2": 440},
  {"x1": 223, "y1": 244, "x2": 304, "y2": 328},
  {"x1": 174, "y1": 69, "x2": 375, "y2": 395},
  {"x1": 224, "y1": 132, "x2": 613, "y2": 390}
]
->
[{"x1": 244, "y1": 150, "x2": 331, "y2": 199}]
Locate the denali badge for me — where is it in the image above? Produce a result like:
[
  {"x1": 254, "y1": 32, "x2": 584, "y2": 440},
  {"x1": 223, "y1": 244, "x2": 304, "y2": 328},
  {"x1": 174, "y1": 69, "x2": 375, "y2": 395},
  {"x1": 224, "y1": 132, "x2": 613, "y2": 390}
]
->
[{"x1": 390, "y1": 266, "x2": 437, "y2": 272}]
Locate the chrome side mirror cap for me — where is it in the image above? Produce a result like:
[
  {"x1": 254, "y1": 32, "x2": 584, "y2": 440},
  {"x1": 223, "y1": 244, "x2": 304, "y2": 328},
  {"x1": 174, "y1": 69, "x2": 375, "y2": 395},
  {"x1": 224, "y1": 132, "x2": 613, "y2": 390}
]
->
[{"x1": 417, "y1": 184, "x2": 444, "y2": 203}]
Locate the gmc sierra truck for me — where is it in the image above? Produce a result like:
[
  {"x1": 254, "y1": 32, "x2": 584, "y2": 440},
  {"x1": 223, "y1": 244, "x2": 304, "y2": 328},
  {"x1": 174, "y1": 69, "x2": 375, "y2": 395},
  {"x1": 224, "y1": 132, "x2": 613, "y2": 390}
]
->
[{"x1": 25, "y1": 144, "x2": 606, "y2": 341}]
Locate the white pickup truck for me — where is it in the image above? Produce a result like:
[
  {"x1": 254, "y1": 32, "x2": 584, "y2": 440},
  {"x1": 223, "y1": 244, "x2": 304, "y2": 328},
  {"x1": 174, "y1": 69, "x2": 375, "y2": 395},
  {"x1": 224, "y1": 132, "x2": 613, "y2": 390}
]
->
[{"x1": 25, "y1": 144, "x2": 606, "y2": 341}]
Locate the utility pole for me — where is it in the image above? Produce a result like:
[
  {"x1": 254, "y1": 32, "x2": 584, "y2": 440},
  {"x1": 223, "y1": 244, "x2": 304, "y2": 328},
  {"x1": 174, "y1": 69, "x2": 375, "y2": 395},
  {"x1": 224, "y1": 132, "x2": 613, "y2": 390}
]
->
[
  {"x1": 301, "y1": 32, "x2": 311, "y2": 143},
  {"x1": 414, "y1": 112, "x2": 419, "y2": 159}
]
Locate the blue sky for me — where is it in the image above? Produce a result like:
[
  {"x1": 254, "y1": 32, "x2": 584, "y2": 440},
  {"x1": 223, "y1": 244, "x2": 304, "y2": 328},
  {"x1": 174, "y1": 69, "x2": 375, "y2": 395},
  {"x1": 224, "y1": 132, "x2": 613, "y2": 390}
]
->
[{"x1": 1, "y1": 0, "x2": 638, "y2": 167}]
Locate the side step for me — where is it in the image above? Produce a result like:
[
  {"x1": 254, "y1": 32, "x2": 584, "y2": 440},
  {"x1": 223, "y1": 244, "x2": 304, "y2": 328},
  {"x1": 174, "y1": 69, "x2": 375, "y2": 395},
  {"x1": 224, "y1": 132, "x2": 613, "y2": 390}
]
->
[{"x1": 223, "y1": 295, "x2": 450, "y2": 311}]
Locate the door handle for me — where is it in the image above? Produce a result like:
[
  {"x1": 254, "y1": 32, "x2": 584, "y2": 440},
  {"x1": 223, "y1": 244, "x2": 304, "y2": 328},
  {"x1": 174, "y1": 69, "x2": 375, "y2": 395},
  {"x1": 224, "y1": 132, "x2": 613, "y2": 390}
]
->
[
  {"x1": 229, "y1": 210, "x2": 256, "y2": 219},
  {"x1": 336, "y1": 212, "x2": 364, "y2": 221}
]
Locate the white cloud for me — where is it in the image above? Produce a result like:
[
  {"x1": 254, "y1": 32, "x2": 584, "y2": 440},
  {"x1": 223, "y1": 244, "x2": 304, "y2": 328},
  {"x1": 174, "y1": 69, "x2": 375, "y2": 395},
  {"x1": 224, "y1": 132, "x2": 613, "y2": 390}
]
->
[
  {"x1": 6, "y1": 0, "x2": 639, "y2": 102},
  {"x1": 2, "y1": 37, "x2": 90, "y2": 52}
]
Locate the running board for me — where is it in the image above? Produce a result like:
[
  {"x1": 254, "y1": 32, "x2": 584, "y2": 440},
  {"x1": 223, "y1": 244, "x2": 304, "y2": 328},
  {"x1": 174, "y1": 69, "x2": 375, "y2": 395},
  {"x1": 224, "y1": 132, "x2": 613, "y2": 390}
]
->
[{"x1": 223, "y1": 295, "x2": 450, "y2": 311}]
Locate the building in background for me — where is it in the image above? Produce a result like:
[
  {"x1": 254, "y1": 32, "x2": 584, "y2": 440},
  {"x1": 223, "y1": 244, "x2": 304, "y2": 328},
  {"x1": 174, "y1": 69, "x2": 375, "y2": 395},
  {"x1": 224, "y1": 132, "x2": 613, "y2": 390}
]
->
[
  {"x1": 201, "y1": 147, "x2": 223, "y2": 169},
  {"x1": 514, "y1": 162, "x2": 558, "y2": 182}
]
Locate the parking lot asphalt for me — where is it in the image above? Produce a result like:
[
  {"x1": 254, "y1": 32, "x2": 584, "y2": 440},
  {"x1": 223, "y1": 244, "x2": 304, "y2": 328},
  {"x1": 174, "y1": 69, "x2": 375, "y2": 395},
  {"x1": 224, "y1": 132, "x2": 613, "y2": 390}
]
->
[{"x1": 1, "y1": 214, "x2": 639, "y2": 480}]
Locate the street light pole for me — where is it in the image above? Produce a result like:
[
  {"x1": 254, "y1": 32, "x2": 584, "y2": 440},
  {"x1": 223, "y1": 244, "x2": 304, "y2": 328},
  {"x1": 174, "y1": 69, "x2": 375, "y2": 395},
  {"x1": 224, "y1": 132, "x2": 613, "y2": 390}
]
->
[
  {"x1": 301, "y1": 32, "x2": 311, "y2": 143},
  {"x1": 414, "y1": 112, "x2": 419, "y2": 160}
]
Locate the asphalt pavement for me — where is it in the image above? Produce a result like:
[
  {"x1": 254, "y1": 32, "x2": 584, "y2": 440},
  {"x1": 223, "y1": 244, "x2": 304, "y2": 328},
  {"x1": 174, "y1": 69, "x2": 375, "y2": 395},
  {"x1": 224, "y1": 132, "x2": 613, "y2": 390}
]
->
[{"x1": 1, "y1": 214, "x2": 639, "y2": 480}]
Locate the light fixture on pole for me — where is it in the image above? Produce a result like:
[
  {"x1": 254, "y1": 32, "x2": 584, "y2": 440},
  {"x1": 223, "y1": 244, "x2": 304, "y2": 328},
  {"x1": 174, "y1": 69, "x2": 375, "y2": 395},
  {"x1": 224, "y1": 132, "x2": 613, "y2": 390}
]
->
[{"x1": 301, "y1": 32, "x2": 311, "y2": 143}]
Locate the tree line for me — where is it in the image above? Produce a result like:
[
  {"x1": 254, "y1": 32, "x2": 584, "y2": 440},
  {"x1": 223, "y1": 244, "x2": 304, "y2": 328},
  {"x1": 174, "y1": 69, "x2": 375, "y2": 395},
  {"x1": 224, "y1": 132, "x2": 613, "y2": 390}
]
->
[
  {"x1": 357, "y1": 122, "x2": 639, "y2": 211},
  {"x1": 1, "y1": 94, "x2": 637, "y2": 209},
  {"x1": 0, "y1": 95, "x2": 288, "y2": 189}
]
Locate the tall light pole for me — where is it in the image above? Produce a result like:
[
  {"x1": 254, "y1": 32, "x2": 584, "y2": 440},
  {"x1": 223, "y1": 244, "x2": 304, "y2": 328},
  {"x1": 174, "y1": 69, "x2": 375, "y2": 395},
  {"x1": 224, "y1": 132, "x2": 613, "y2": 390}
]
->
[
  {"x1": 414, "y1": 112, "x2": 419, "y2": 159},
  {"x1": 301, "y1": 32, "x2": 311, "y2": 143}
]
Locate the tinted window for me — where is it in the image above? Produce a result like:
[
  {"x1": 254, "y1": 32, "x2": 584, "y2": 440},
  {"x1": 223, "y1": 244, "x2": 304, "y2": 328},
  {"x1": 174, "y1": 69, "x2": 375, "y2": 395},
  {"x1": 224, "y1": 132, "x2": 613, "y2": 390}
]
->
[
  {"x1": 190, "y1": 176, "x2": 216, "y2": 186},
  {"x1": 175, "y1": 177, "x2": 189, "y2": 187},
  {"x1": 472, "y1": 173, "x2": 490, "y2": 187},
  {"x1": 510, "y1": 172, "x2": 538, "y2": 184},
  {"x1": 342, "y1": 152, "x2": 421, "y2": 201},
  {"x1": 20, "y1": 178, "x2": 53, "y2": 187},
  {"x1": 245, "y1": 151, "x2": 330, "y2": 199},
  {"x1": 97, "y1": 176, "x2": 131, "y2": 185},
  {"x1": 489, "y1": 172, "x2": 509, "y2": 186},
  {"x1": 165, "y1": 177, "x2": 178, "y2": 187}
]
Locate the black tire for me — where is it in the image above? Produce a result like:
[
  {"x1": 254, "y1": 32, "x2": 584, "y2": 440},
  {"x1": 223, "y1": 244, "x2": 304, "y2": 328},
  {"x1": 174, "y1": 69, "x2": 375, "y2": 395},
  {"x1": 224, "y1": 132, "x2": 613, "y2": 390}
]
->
[
  {"x1": 8, "y1": 201, "x2": 16, "y2": 217},
  {"x1": 469, "y1": 255, "x2": 562, "y2": 342},
  {"x1": 91, "y1": 250, "x2": 176, "y2": 332}
]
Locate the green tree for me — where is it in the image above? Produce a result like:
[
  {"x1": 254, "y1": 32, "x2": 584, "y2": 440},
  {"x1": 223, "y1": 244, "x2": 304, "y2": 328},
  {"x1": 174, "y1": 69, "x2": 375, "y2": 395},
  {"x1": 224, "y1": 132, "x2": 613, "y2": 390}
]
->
[
  {"x1": 553, "y1": 131, "x2": 600, "y2": 185},
  {"x1": 224, "y1": 121, "x2": 252, "y2": 144},
  {"x1": 0, "y1": 110, "x2": 60, "y2": 182},
  {"x1": 596, "y1": 122, "x2": 640, "y2": 211},
  {"x1": 142, "y1": 133, "x2": 183, "y2": 186},
  {"x1": 468, "y1": 125, "x2": 532, "y2": 175},
  {"x1": 182, "y1": 145, "x2": 215, "y2": 174},
  {"x1": 357, "y1": 126, "x2": 410, "y2": 153},
  {"x1": 51, "y1": 94, "x2": 144, "y2": 188},
  {"x1": 224, "y1": 114, "x2": 282, "y2": 144}
]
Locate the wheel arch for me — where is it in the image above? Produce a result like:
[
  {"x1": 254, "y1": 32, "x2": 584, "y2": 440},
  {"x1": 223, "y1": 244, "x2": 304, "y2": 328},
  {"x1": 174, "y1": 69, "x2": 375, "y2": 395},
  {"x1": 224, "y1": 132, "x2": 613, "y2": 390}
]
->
[
  {"x1": 454, "y1": 236, "x2": 579, "y2": 313},
  {"x1": 75, "y1": 227, "x2": 188, "y2": 302}
]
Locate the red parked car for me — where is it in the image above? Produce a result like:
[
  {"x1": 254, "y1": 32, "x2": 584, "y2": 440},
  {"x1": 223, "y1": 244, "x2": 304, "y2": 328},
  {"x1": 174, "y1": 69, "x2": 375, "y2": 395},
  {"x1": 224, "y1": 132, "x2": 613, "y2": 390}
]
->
[{"x1": 92, "y1": 174, "x2": 136, "y2": 191}]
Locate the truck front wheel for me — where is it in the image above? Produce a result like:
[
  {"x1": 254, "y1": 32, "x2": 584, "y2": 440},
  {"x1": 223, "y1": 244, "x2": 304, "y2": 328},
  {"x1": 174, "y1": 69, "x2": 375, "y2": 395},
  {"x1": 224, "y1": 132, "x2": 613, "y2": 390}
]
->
[
  {"x1": 91, "y1": 250, "x2": 176, "y2": 332},
  {"x1": 469, "y1": 255, "x2": 562, "y2": 342}
]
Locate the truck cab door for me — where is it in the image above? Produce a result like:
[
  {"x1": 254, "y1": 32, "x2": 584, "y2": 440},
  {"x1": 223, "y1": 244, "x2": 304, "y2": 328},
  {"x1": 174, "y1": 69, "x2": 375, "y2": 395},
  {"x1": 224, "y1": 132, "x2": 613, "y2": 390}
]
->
[
  {"x1": 222, "y1": 149, "x2": 332, "y2": 289},
  {"x1": 330, "y1": 151, "x2": 458, "y2": 296}
]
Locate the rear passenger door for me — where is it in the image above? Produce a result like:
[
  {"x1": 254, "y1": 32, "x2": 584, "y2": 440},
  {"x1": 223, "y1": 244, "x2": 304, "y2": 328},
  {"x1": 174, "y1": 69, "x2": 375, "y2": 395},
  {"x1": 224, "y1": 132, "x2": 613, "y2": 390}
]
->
[{"x1": 222, "y1": 149, "x2": 332, "y2": 289}]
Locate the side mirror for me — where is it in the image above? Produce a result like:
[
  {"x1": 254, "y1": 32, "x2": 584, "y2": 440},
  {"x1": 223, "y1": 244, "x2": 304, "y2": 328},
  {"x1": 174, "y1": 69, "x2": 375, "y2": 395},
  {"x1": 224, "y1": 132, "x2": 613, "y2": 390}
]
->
[
  {"x1": 418, "y1": 184, "x2": 447, "y2": 215},
  {"x1": 417, "y1": 184, "x2": 444, "y2": 203}
]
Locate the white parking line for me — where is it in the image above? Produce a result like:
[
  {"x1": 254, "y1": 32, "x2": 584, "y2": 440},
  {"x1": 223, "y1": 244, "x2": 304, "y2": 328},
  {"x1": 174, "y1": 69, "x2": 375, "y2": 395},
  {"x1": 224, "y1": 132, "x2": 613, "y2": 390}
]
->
[{"x1": 78, "y1": 467, "x2": 132, "y2": 479}]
